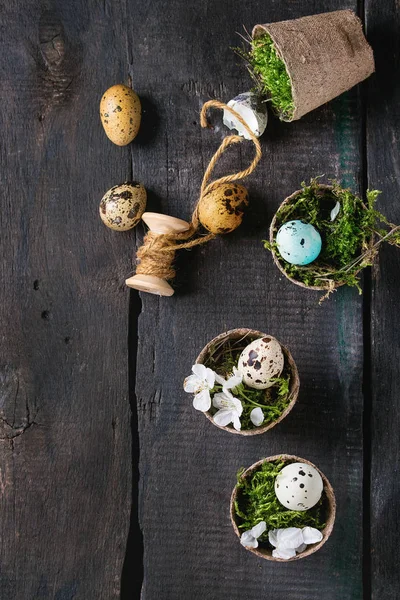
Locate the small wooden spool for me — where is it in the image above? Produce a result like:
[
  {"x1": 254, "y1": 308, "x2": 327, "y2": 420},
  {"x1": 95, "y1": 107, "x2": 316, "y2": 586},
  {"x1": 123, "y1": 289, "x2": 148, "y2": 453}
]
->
[
  {"x1": 125, "y1": 212, "x2": 191, "y2": 296},
  {"x1": 230, "y1": 454, "x2": 336, "y2": 561}
]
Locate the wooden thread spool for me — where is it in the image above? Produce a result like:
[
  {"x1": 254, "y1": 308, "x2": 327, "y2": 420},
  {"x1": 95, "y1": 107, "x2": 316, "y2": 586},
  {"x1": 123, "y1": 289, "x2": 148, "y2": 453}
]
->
[
  {"x1": 125, "y1": 213, "x2": 191, "y2": 296},
  {"x1": 125, "y1": 99, "x2": 262, "y2": 297}
]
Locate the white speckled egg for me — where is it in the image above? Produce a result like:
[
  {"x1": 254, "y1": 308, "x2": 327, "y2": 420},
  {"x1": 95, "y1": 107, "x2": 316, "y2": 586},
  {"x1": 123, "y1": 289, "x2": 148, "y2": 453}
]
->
[
  {"x1": 275, "y1": 462, "x2": 323, "y2": 511},
  {"x1": 237, "y1": 336, "x2": 284, "y2": 390},
  {"x1": 276, "y1": 220, "x2": 322, "y2": 265}
]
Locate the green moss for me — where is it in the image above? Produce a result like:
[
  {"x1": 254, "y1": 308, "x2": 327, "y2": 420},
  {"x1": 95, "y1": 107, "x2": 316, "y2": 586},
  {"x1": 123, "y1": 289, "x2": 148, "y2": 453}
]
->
[
  {"x1": 234, "y1": 459, "x2": 326, "y2": 542},
  {"x1": 204, "y1": 337, "x2": 292, "y2": 430},
  {"x1": 264, "y1": 179, "x2": 400, "y2": 295},
  {"x1": 235, "y1": 34, "x2": 294, "y2": 120}
]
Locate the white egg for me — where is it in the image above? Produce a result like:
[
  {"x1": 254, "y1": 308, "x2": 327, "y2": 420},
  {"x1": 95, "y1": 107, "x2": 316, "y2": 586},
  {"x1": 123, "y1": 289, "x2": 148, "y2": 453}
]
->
[
  {"x1": 275, "y1": 462, "x2": 323, "y2": 511},
  {"x1": 237, "y1": 336, "x2": 284, "y2": 389}
]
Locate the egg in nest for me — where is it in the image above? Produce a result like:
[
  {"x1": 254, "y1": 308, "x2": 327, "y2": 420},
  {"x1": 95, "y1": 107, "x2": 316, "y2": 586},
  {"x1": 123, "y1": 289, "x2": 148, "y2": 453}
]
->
[
  {"x1": 274, "y1": 462, "x2": 324, "y2": 511},
  {"x1": 237, "y1": 336, "x2": 284, "y2": 389},
  {"x1": 198, "y1": 183, "x2": 249, "y2": 234},
  {"x1": 100, "y1": 182, "x2": 147, "y2": 231},
  {"x1": 100, "y1": 84, "x2": 141, "y2": 146}
]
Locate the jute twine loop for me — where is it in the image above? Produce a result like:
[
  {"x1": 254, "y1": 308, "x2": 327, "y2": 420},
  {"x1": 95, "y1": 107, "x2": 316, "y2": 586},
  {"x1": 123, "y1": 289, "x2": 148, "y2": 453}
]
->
[{"x1": 135, "y1": 99, "x2": 262, "y2": 281}]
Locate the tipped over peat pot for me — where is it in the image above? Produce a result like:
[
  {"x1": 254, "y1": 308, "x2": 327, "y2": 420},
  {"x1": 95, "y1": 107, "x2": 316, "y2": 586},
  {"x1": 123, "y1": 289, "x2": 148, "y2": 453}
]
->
[
  {"x1": 194, "y1": 328, "x2": 300, "y2": 435},
  {"x1": 230, "y1": 455, "x2": 336, "y2": 561},
  {"x1": 251, "y1": 9, "x2": 375, "y2": 121}
]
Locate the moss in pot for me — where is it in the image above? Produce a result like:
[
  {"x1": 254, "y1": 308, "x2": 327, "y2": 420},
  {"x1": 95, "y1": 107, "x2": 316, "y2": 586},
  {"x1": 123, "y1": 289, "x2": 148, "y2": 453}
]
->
[
  {"x1": 264, "y1": 179, "x2": 400, "y2": 301},
  {"x1": 230, "y1": 455, "x2": 336, "y2": 561},
  {"x1": 183, "y1": 329, "x2": 299, "y2": 436}
]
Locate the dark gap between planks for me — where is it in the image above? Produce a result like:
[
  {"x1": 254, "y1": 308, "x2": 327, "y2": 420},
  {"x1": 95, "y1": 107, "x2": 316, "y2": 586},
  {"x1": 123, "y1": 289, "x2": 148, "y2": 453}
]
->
[
  {"x1": 358, "y1": 1, "x2": 372, "y2": 593},
  {"x1": 121, "y1": 290, "x2": 143, "y2": 599}
]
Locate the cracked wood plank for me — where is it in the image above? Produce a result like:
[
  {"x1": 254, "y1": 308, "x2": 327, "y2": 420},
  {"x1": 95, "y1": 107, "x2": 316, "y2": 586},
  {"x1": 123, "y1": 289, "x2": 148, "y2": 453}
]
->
[
  {"x1": 131, "y1": 1, "x2": 366, "y2": 598},
  {"x1": 0, "y1": 2, "x2": 134, "y2": 598}
]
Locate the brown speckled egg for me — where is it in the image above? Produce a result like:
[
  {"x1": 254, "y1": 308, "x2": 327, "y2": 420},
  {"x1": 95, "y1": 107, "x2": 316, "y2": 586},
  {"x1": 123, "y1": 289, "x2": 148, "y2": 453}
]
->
[
  {"x1": 198, "y1": 183, "x2": 249, "y2": 234},
  {"x1": 237, "y1": 336, "x2": 284, "y2": 389},
  {"x1": 99, "y1": 182, "x2": 146, "y2": 231},
  {"x1": 100, "y1": 84, "x2": 141, "y2": 146}
]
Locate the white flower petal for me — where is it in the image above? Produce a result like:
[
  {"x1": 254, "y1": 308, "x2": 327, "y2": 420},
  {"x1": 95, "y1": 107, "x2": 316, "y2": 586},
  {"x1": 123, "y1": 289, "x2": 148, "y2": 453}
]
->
[
  {"x1": 184, "y1": 374, "x2": 201, "y2": 393},
  {"x1": 276, "y1": 528, "x2": 304, "y2": 550},
  {"x1": 302, "y1": 527, "x2": 323, "y2": 544},
  {"x1": 330, "y1": 200, "x2": 341, "y2": 221},
  {"x1": 191, "y1": 363, "x2": 208, "y2": 380},
  {"x1": 214, "y1": 372, "x2": 226, "y2": 385},
  {"x1": 268, "y1": 529, "x2": 279, "y2": 548},
  {"x1": 250, "y1": 407, "x2": 264, "y2": 426},
  {"x1": 240, "y1": 531, "x2": 258, "y2": 548},
  {"x1": 272, "y1": 547, "x2": 296, "y2": 560},
  {"x1": 192, "y1": 389, "x2": 211, "y2": 412},
  {"x1": 204, "y1": 367, "x2": 216, "y2": 389},
  {"x1": 232, "y1": 414, "x2": 242, "y2": 431},
  {"x1": 231, "y1": 397, "x2": 243, "y2": 416},
  {"x1": 251, "y1": 521, "x2": 266, "y2": 538},
  {"x1": 212, "y1": 390, "x2": 233, "y2": 409},
  {"x1": 213, "y1": 408, "x2": 235, "y2": 427},
  {"x1": 224, "y1": 372, "x2": 243, "y2": 390},
  {"x1": 295, "y1": 543, "x2": 307, "y2": 554}
]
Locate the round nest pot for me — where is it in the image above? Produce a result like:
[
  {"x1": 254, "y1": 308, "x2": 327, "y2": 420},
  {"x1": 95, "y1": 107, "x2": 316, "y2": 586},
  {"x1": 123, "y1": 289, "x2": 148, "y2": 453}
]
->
[
  {"x1": 195, "y1": 328, "x2": 300, "y2": 436},
  {"x1": 230, "y1": 454, "x2": 336, "y2": 561},
  {"x1": 269, "y1": 184, "x2": 374, "y2": 292}
]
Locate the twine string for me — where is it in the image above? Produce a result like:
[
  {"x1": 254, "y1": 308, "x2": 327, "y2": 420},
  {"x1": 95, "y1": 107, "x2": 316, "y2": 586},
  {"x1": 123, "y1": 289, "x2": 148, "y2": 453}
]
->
[{"x1": 135, "y1": 99, "x2": 262, "y2": 280}]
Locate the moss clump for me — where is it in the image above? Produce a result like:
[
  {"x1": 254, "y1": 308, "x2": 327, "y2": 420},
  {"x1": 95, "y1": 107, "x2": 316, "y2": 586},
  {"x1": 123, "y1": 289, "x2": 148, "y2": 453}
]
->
[
  {"x1": 204, "y1": 336, "x2": 292, "y2": 430},
  {"x1": 264, "y1": 179, "x2": 400, "y2": 295},
  {"x1": 234, "y1": 459, "x2": 326, "y2": 543},
  {"x1": 235, "y1": 34, "x2": 294, "y2": 120}
]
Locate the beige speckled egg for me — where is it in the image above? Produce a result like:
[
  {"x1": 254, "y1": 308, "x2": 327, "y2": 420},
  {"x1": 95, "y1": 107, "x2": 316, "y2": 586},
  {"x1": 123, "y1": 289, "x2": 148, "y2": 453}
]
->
[
  {"x1": 99, "y1": 182, "x2": 147, "y2": 231},
  {"x1": 100, "y1": 84, "x2": 141, "y2": 146},
  {"x1": 198, "y1": 183, "x2": 249, "y2": 234},
  {"x1": 237, "y1": 336, "x2": 284, "y2": 389}
]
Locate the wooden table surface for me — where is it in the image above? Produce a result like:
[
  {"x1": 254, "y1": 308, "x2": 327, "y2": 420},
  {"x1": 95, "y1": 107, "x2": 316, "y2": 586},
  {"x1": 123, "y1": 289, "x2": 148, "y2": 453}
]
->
[{"x1": 0, "y1": 1, "x2": 398, "y2": 599}]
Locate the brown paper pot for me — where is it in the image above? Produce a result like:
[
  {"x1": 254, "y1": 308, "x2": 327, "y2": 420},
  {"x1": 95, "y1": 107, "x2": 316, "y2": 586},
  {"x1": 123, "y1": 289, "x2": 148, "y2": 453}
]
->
[
  {"x1": 269, "y1": 184, "x2": 374, "y2": 292},
  {"x1": 195, "y1": 328, "x2": 300, "y2": 435},
  {"x1": 230, "y1": 455, "x2": 336, "y2": 561},
  {"x1": 252, "y1": 9, "x2": 374, "y2": 121}
]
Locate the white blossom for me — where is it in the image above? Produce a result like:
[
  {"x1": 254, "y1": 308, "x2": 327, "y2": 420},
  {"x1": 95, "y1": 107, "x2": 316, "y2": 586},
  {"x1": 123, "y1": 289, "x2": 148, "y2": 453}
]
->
[
  {"x1": 240, "y1": 521, "x2": 266, "y2": 548},
  {"x1": 212, "y1": 389, "x2": 243, "y2": 431},
  {"x1": 184, "y1": 364, "x2": 224, "y2": 412},
  {"x1": 268, "y1": 526, "x2": 323, "y2": 559}
]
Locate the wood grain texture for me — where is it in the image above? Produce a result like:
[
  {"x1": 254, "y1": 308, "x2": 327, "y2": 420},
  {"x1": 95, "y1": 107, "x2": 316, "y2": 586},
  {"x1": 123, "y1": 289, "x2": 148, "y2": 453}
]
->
[
  {"x1": 0, "y1": 2, "x2": 133, "y2": 598},
  {"x1": 131, "y1": 1, "x2": 367, "y2": 598},
  {"x1": 365, "y1": 2, "x2": 400, "y2": 598}
]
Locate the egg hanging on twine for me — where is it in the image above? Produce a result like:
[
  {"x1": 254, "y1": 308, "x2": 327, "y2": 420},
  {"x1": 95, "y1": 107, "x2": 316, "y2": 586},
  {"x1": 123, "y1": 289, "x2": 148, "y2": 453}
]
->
[
  {"x1": 99, "y1": 182, "x2": 147, "y2": 231},
  {"x1": 100, "y1": 84, "x2": 141, "y2": 146},
  {"x1": 197, "y1": 183, "x2": 249, "y2": 234}
]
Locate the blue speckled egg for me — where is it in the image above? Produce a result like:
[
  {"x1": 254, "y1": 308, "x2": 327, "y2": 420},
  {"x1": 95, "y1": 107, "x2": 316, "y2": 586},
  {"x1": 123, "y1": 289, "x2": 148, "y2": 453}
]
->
[{"x1": 276, "y1": 220, "x2": 322, "y2": 266}]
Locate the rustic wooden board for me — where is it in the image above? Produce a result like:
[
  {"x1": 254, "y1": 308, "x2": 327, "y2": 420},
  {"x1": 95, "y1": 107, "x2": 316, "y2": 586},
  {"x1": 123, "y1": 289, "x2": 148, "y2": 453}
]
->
[
  {"x1": 131, "y1": 1, "x2": 367, "y2": 599},
  {"x1": 365, "y1": 2, "x2": 400, "y2": 599},
  {"x1": 0, "y1": 2, "x2": 132, "y2": 598}
]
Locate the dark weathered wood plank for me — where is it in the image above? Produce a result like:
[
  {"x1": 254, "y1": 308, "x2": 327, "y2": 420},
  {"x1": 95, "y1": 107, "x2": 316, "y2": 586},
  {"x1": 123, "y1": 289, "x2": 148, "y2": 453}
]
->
[
  {"x1": 365, "y1": 2, "x2": 400, "y2": 598},
  {"x1": 0, "y1": 2, "x2": 133, "y2": 597},
  {"x1": 131, "y1": 1, "x2": 366, "y2": 598}
]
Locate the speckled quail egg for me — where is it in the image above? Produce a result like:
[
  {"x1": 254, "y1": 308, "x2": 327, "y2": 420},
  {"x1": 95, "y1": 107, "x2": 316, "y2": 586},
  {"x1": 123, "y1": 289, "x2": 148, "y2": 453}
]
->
[
  {"x1": 99, "y1": 182, "x2": 147, "y2": 231},
  {"x1": 276, "y1": 220, "x2": 322, "y2": 265},
  {"x1": 237, "y1": 336, "x2": 284, "y2": 390},
  {"x1": 100, "y1": 84, "x2": 141, "y2": 146},
  {"x1": 198, "y1": 183, "x2": 249, "y2": 234},
  {"x1": 275, "y1": 462, "x2": 324, "y2": 511}
]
